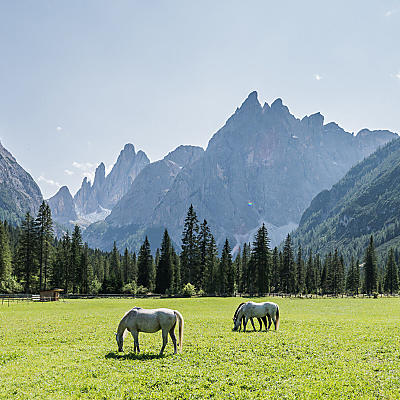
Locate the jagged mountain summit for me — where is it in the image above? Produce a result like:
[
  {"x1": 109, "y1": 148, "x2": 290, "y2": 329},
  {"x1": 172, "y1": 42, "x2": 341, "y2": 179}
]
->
[
  {"x1": 74, "y1": 143, "x2": 150, "y2": 216},
  {"x1": 47, "y1": 143, "x2": 150, "y2": 228},
  {"x1": 291, "y1": 136, "x2": 400, "y2": 260},
  {"x1": 83, "y1": 91, "x2": 397, "y2": 252},
  {"x1": 0, "y1": 141, "x2": 43, "y2": 223},
  {"x1": 84, "y1": 145, "x2": 204, "y2": 250},
  {"x1": 47, "y1": 186, "x2": 77, "y2": 226}
]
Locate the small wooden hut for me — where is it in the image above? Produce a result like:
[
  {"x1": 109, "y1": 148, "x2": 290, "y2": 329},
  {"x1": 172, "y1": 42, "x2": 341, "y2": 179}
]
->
[{"x1": 39, "y1": 289, "x2": 64, "y2": 301}]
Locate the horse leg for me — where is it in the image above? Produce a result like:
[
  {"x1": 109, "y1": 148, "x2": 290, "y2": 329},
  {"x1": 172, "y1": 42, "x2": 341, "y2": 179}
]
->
[
  {"x1": 159, "y1": 329, "x2": 168, "y2": 356},
  {"x1": 169, "y1": 327, "x2": 177, "y2": 354},
  {"x1": 257, "y1": 318, "x2": 263, "y2": 331},
  {"x1": 250, "y1": 318, "x2": 257, "y2": 332},
  {"x1": 261, "y1": 316, "x2": 268, "y2": 331},
  {"x1": 131, "y1": 331, "x2": 140, "y2": 353},
  {"x1": 243, "y1": 316, "x2": 248, "y2": 332},
  {"x1": 267, "y1": 314, "x2": 272, "y2": 331}
]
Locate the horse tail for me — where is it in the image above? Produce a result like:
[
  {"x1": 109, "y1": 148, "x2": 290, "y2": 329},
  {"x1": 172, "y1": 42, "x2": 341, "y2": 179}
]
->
[
  {"x1": 275, "y1": 305, "x2": 280, "y2": 330},
  {"x1": 174, "y1": 310, "x2": 184, "y2": 352}
]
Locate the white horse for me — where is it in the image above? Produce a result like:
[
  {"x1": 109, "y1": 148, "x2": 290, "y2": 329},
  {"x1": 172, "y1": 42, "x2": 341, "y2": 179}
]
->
[
  {"x1": 116, "y1": 307, "x2": 184, "y2": 355},
  {"x1": 233, "y1": 301, "x2": 280, "y2": 332}
]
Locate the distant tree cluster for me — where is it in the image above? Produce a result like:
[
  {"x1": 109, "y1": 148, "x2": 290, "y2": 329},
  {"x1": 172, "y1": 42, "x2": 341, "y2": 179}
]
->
[{"x1": 0, "y1": 203, "x2": 399, "y2": 296}]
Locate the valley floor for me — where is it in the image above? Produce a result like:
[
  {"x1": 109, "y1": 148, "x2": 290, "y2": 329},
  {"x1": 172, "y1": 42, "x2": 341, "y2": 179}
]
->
[{"x1": 1, "y1": 297, "x2": 399, "y2": 399}]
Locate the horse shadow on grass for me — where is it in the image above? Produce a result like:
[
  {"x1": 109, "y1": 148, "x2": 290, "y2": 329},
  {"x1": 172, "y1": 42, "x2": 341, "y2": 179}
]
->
[{"x1": 105, "y1": 351, "x2": 167, "y2": 361}]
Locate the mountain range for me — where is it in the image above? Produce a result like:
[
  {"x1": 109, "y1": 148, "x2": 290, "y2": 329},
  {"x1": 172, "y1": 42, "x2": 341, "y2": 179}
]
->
[
  {"x1": 0, "y1": 91, "x2": 397, "y2": 255},
  {"x1": 82, "y1": 92, "x2": 396, "y2": 252}
]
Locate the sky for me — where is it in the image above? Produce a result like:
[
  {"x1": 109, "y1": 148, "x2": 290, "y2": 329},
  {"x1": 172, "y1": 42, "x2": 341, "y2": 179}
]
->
[{"x1": 0, "y1": 0, "x2": 399, "y2": 198}]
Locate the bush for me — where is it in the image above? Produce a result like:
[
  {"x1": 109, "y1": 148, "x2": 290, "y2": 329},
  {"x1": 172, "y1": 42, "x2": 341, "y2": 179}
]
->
[
  {"x1": 182, "y1": 283, "x2": 196, "y2": 297},
  {"x1": 121, "y1": 281, "x2": 137, "y2": 295},
  {"x1": 88, "y1": 277, "x2": 102, "y2": 294},
  {"x1": 136, "y1": 285, "x2": 148, "y2": 295},
  {"x1": 0, "y1": 276, "x2": 23, "y2": 294},
  {"x1": 197, "y1": 289, "x2": 206, "y2": 297}
]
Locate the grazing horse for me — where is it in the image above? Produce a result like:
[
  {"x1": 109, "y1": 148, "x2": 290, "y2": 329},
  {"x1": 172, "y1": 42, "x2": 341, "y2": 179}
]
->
[
  {"x1": 233, "y1": 301, "x2": 280, "y2": 332},
  {"x1": 232, "y1": 302, "x2": 268, "y2": 331},
  {"x1": 116, "y1": 307, "x2": 184, "y2": 355}
]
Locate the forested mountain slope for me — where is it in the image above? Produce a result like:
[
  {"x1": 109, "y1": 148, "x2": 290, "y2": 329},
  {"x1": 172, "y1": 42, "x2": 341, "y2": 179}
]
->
[{"x1": 291, "y1": 137, "x2": 400, "y2": 260}]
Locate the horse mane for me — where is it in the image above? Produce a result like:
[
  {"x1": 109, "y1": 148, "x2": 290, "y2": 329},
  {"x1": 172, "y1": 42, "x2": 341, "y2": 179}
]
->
[
  {"x1": 119, "y1": 307, "x2": 142, "y2": 338},
  {"x1": 233, "y1": 302, "x2": 245, "y2": 321}
]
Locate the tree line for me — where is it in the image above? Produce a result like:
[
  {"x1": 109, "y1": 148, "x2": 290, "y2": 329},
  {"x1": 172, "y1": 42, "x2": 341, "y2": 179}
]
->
[{"x1": 0, "y1": 203, "x2": 399, "y2": 295}]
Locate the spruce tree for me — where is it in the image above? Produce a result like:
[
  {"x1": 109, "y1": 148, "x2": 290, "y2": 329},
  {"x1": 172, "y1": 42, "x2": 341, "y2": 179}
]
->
[
  {"x1": 281, "y1": 234, "x2": 295, "y2": 293},
  {"x1": 137, "y1": 236, "x2": 154, "y2": 291},
  {"x1": 122, "y1": 248, "x2": 130, "y2": 285},
  {"x1": 234, "y1": 249, "x2": 242, "y2": 293},
  {"x1": 241, "y1": 243, "x2": 250, "y2": 293},
  {"x1": 172, "y1": 247, "x2": 181, "y2": 294},
  {"x1": 364, "y1": 236, "x2": 378, "y2": 294},
  {"x1": 203, "y1": 234, "x2": 218, "y2": 294},
  {"x1": 305, "y1": 250, "x2": 315, "y2": 294},
  {"x1": 80, "y1": 243, "x2": 90, "y2": 293},
  {"x1": 271, "y1": 247, "x2": 280, "y2": 293},
  {"x1": 16, "y1": 212, "x2": 37, "y2": 293},
  {"x1": 71, "y1": 225, "x2": 83, "y2": 293},
  {"x1": 199, "y1": 219, "x2": 211, "y2": 289},
  {"x1": 296, "y1": 246, "x2": 305, "y2": 294},
  {"x1": 156, "y1": 229, "x2": 174, "y2": 294},
  {"x1": 180, "y1": 204, "x2": 201, "y2": 286},
  {"x1": 34, "y1": 201, "x2": 53, "y2": 290},
  {"x1": 0, "y1": 222, "x2": 13, "y2": 284},
  {"x1": 109, "y1": 242, "x2": 122, "y2": 292},
  {"x1": 251, "y1": 224, "x2": 271, "y2": 295},
  {"x1": 220, "y1": 238, "x2": 234, "y2": 296},
  {"x1": 384, "y1": 248, "x2": 399, "y2": 294}
]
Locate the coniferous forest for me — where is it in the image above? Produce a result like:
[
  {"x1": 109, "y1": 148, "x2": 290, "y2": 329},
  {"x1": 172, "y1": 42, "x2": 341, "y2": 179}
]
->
[{"x1": 0, "y1": 201, "x2": 399, "y2": 296}]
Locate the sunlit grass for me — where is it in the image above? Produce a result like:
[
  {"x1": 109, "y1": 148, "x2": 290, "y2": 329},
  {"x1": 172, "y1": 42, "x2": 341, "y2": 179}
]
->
[{"x1": 1, "y1": 297, "x2": 399, "y2": 399}]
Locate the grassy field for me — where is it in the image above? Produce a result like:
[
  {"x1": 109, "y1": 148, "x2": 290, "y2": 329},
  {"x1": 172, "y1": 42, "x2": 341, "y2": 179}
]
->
[{"x1": 1, "y1": 297, "x2": 400, "y2": 399}]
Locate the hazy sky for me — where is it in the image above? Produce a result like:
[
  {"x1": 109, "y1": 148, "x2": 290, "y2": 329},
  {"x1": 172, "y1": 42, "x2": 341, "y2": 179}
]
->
[{"x1": 1, "y1": 0, "x2": 399, "y2": 198}]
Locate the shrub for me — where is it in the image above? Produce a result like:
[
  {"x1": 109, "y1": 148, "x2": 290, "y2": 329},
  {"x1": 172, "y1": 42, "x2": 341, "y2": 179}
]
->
[{"x1": 182, "y1": 283, "x2": 196, "y2": 297}]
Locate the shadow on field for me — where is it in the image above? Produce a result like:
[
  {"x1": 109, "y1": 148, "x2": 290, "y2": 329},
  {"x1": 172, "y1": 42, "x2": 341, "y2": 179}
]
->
[{"x1": 105, "y1": 351, "x2": 166, "y2": 361}]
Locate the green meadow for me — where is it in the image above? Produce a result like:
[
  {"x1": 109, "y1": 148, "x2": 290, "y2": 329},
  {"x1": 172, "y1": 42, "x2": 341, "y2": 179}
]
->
[{"x1": 1, "y1": 297, "x2": 399, "y2": 399}]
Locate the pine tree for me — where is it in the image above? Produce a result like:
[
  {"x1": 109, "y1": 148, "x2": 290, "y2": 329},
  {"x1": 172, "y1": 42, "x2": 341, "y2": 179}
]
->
[
  {"x1": 16, "y1": 212, "x2": 37, "y2": 292},
  {"x1": 384, "y1": 248, "x2": 399, "y2": 294},
  {"x1": 137, "y1": 236, "x2": 154, "y2": 291},
  {"x1": 34, "y1": 201, "x2": 53, "y2": 290},
  {"x1": 271, "y1": 247, "x2": 280, "y2": 293},
  {"x1": 223, "y1": 239, "x2": 234, "y2": 295},
  {"x1": 203, "y1": 234, "x2": 218, "y2": 294},
  {"x1": 109, "y1": 242, "x2": 122, "y2": 292},
  {"x1": 71, "y1": 225, "x2": 83, "y2": 293},
  {"x1": 172, "y1": 247, "x2": 181, "y2": 294},
  {"x1": 122, "y1": 248, "x2": 130, "y2": 285},
  {"x1": 80, "y1": 243, "x2": 90, "y2": 293},
  {"x1": 296, "y1": 246, "x2": 305, "y2": 294},
  {"x1": 234, "y1": 249, "x2": 242, "y2": 294},
  {"x1": 364, "y1": 236, "x2": 378, "y2": 294},
  {"x1": 61, "y1": 232, "x2": 72, "y2": 292},
  {"x1": 241, "y1": 243, "x2": 250, "y2": 293},
  {"x1": 346, "y1": 256, "x2": 355, "y2": 294},
  {"x1": 156, "y1": 229, "x2": 174, "y2": 294},
  {"x1": 180, "y1": 205, "x2": 201, "y2": 286},
  {"x1": 199, "y1": 219, "x2": 211, "y2": 289},
  {"x1": 0, "y1": 222, "x2": 12, "y2": 283},
  {"x1": 251, "y1": 224, "x2": 271, "y2": 295},
  {"x1": 305, "y1": 250, "x2": 315, "y2": 294},
  {"x1": 281, "y1": 234, "x2": 295, "y2": 293}
]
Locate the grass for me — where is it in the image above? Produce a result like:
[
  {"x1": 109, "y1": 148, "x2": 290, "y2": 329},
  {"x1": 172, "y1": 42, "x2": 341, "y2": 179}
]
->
[{"x1": 1, "y1": 297, "x2": 400, "y2": 399}]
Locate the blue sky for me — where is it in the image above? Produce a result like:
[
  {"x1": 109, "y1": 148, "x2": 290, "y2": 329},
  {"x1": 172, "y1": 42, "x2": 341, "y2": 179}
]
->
[{"x1": 1, "y1": 0, "x2": 399, "y2": 198}]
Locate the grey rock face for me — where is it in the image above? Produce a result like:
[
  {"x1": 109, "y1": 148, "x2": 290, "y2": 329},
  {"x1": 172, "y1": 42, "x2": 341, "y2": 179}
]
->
[
  {"x1": 47, "y1": 186, "x2": 77, "y2": 225},
  {"x1": 74, "y1": 144, "x2": 150, "y2": 216},
  {"x1": 97, "y1": 92, "x2": 396, "y2": 251},
  {"x1": 0, "y1": 141, "x2": 43, "y2": 221},
  {"x1": 106, "y1": 145, "x2": 204, "y2": 227}
]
